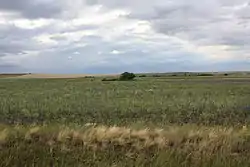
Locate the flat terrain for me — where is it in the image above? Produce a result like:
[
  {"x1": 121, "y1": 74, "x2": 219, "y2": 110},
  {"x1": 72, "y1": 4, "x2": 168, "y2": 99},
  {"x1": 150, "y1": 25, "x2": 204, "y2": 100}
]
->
[
  {"x1": 1, "y1": 76, "x2": 250, "y2": 166},
  {"x1": 0, "y1": 73, "x2": 117, "y2": 79},
  {"x1": 0, "y1": 73, "x2": 28, "y2": 78},
  {"x1": 6, "y1": 73, "x2": 118, "y2": 79}
]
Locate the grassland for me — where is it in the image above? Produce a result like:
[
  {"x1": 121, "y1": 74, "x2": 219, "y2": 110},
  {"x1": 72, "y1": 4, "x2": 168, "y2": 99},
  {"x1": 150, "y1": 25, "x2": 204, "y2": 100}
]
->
[
  {"x1": 0, "y1": 73, "x2": 28, "y2": 78},
  {"x1": 1, "y1": 75, "x2": 250, "y2": 166}
]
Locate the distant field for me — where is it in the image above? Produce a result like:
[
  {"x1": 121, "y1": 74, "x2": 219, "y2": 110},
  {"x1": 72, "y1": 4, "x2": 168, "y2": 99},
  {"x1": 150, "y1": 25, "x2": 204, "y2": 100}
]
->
[
  {"x1": 1, "y1": 76, "x2": 250, "y2": 166},
  {"x1": 1, "y1": 71, "x2": 249, "y2": 79},
  {"x1": 0, "y1": 73, "x2": 119, "y2": 79},
  {"x1": 14, "y1": 73, "x2": 118, "y2": 79},
  {"x1": 0, "y1": 73, "x2": 28, "y2": 78}
]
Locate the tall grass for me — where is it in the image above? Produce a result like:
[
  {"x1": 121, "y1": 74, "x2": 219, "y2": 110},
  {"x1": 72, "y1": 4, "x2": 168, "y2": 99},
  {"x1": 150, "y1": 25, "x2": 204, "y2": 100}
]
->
[
  {"x1": 1, "y1": 124, "x2": 250, "y2": 167},
  {"x1": 1, "y1": 77, "x2": 250, "y2": 166}
]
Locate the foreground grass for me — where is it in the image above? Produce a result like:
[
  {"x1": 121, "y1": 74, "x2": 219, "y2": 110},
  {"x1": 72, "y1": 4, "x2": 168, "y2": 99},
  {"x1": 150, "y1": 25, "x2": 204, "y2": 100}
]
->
[
  {"x1": 1, "y1": 77, "x2": 250, "y2": 166},
  {"x1": 1, "y1": 124, "x2": 250, "y2": 167}
]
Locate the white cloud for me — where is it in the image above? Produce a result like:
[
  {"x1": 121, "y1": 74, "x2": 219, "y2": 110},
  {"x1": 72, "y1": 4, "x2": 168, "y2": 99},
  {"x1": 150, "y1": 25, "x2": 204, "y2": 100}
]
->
[
  {"x1": 110, "y1": 50, "x2": 124, "y2": 54},
  {"x1": 73, "y1": 51, "x2": 80, "y2": 55},
  {"x1": 13, "y1": 19, "x2": 53, "y2": 29},
  {"x1": 33, "y1": 34, "x2": 58, "y2": 46}
]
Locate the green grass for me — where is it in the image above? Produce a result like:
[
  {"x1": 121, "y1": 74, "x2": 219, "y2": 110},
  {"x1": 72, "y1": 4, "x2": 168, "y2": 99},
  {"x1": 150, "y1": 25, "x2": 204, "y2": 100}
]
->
[
  {"x1": 0, "y1": 77, "x2": 249, "y2": 126},
  {"x1": 1, "y1": 77, "x2": 250, "y2": 166}
]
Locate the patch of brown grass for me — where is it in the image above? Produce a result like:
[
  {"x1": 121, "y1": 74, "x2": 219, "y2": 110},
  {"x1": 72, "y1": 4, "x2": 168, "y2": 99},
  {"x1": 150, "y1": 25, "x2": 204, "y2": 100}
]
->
[
  {"x1": 1, "y1": 124, "x2": 250, "y2": 157},
  {"x1": 0, "y1": 73, "x2": 27, "y2": 78}
]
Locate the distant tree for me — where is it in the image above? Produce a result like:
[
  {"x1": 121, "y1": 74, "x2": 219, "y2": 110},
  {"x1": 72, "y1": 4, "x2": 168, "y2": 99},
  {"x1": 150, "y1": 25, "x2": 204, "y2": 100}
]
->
[
  {"x1": 119, "y1": 72, "x2": 136, "y2": 81},
  {"x1": 197, "y1": 73, "x2": 214, "y2": 76},
  {"x1": 85, "y1": 76, "x2": 95, "y2": 78},
  {"x1": 224, "y1": 73, "x2": 228, "y2": 76}
]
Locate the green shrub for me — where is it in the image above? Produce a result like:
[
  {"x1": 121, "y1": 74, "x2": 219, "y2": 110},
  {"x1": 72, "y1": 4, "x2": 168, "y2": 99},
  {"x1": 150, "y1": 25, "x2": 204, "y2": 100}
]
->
[
  {"x1": 197, "y1": 73, "x2": 214, "y2": 76},
  {"x1": 119, "y1": 72, "x2": 136, "y2": 81},
  {"x1": 85, "y1": 76, "x2": 95, "y2": 78},
  {"x1": 102, "y1": 78, "x2": 118, "y2": 81}
]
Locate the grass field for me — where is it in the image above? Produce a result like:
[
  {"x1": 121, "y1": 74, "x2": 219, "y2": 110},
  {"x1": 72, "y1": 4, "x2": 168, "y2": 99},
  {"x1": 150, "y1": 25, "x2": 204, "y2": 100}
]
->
[
  {"x1": 1, "y1": 75, "x2": 250, "y2": 166},
  {"x1": 0, "y1": 73, "x2": 28, "y2": 78}
]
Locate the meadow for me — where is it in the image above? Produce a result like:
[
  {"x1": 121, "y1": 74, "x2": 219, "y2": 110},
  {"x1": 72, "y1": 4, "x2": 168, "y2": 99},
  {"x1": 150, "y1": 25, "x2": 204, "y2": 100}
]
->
[{"x1": 1, "y1": 75, "x2": 250, "y2": 166}]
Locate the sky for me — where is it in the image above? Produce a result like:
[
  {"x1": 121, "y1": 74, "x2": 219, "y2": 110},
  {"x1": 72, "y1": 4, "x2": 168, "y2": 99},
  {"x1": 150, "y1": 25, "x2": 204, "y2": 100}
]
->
[{"x1": 0, "y1": 0, "x2": 250, "y2": 74}]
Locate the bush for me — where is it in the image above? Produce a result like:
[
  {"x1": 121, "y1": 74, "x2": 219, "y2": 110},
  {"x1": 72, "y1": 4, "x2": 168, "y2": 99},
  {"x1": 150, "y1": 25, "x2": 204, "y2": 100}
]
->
[
  {"x1": 85, "y1": 76, "x2": 94, "y2": 78},
  {"x1": 197, "y1": 73, "x2": 214, "y2": 76},
  {"x1": 119, "y1": 72, "x2": 136, "y2": 81},
  {"x1": 102, "y1": 78, "x2": 118, "y2": 81}
]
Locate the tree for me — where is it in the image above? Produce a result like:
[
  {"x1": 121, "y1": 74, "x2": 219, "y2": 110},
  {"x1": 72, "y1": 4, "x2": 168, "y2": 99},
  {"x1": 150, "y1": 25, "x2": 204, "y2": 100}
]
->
[{"x1": 119, "y1": 72, "x2": 136, "y2": 81}]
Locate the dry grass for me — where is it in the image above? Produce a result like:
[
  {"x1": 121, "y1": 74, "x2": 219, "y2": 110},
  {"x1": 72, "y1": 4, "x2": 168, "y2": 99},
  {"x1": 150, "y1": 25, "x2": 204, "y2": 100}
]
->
[
  {"x1": 1, "y1": 124, "x2": 250, "y2": 156},
  {"x1": 0, "y1": 129, "x2": 8, "y2": 145},
  {"x1": 2, "y1": 124, "x2": 250, "y2": 166},
  {"x1": 0, "y1": 73, "x2": 28, "y2": 78}
]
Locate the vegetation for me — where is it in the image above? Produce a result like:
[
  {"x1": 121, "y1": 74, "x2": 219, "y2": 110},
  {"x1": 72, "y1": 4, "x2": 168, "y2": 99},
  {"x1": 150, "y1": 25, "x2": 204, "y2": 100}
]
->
[
  {"x1": 138, "y1": 74, "x2": 147, "y2": 78},
  {"x1": 1, "y1": 77, "x2": 250, "y2": 126},
  {"x1": 1, "y1": 124, "x2": 250, "y2": 167},
  {"x1": 0, "y1": 73, "x2": 28, "y2": 78},
  {"x1": 102, "y1": 78, "x2": 118, "y2": 81},
  {"x1": 119, "y1": 72, "x2": 136, "y2": 81},
  {"x1": 1, "y1": 75, "x2": 250, "y2": 166},
  {"x1": 84, "y1": 76, "x2": 95, "y2": 78},
  {"x1": 102, "y1": 72, "x2": 136, "y2": 81},
  {"x1": 197, "y1": 73, "x2": 214, "y2": 76}
]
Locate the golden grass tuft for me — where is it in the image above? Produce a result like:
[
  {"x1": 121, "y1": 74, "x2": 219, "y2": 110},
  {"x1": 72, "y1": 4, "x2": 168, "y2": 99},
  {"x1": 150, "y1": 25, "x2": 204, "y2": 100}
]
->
[
  {"x1": 0, "y1": 129, "x2": 8, "y2": 145},
  {"x1": 25, "y1": 127, "x2": 41, "y2": 140},
  {"x1": 1, "y1": 124, "x2": 250, "y2": 158}
]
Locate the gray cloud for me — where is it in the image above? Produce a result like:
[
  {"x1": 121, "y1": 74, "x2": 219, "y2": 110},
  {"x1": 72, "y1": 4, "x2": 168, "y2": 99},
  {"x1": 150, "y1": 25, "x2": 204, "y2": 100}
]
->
[
  {"x1": 96, "y1": 0, "x2": 250, "y2": 49},
  {"x1": 0, "y1": 28, "x2": 47, "y2": 57},
  {"x1": 0, "y1": 0, "x2": 62, "y2": 19},
  {"x1": 0, "y1": 62, "x2": 26, "y2": 73}
]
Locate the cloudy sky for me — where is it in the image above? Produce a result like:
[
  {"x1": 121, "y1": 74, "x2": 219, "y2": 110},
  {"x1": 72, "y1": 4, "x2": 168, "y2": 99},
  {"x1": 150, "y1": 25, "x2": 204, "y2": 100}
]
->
[{"x1": 0, "y1": 0, "x2": 250, "y2": 74}]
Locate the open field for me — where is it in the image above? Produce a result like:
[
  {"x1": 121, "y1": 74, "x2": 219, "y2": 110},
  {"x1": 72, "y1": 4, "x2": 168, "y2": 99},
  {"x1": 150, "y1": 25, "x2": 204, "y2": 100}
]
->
[
  {"x1": 1, "y1": 73, "x2": 118, "y2": 79},
  {"x1": 0, "y1": 73, "x2": 28, "y2": 78},
  {"x1": 1, "y1": 71, "x2": 250, "y2": 79},
  {"x1": 1, "y1": 76, "x2": 250, "y2": 166}
]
